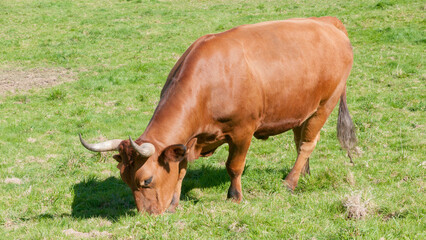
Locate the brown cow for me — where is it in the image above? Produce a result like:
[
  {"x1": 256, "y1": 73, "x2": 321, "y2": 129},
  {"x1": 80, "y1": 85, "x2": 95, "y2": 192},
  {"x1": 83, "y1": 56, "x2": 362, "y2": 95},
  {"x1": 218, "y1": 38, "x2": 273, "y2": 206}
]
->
[{"x1": 80, "y1": 16, "x2": 357, "y2": 214}]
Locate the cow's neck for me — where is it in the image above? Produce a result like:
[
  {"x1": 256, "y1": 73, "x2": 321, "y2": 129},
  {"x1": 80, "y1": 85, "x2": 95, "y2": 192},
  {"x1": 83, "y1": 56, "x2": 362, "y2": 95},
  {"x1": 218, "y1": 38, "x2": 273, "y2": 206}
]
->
[{"x1": 138, "y1": 81, "x2": 202, "y2": 151}]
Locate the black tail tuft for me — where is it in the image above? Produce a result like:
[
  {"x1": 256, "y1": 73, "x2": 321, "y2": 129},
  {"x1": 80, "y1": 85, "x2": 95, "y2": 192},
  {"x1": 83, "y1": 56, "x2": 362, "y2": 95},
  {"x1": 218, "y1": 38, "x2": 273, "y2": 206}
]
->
[{"x1": 337, "y1": 91, "x2": 357, "y2": 163}]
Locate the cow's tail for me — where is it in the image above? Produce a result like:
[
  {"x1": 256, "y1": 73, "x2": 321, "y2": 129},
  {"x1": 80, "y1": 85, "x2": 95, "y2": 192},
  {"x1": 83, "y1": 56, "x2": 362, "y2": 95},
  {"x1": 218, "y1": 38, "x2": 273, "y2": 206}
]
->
[{"x1": 337, "y1": 89, "x2": 357, "y2": 163}]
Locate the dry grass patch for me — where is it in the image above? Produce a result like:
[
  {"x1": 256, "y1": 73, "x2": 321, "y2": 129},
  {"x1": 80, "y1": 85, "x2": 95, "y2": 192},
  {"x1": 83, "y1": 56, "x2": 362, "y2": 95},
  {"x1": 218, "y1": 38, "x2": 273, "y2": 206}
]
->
[
  {"x1": 229, "y1": 221, "x2": 248, "y2": 233},
  {"x1": 4, "y1": 177, "x2": 23, "y2": 184},
  {"x1": 62, "y1": 229, "x2": 112, "y2": 238}
]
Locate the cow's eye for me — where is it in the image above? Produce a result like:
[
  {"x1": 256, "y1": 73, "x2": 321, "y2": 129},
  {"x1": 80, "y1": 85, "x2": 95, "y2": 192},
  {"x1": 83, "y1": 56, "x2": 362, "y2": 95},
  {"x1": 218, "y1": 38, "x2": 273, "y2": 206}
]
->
[{"x1": 144, "y1": 176, "x2": 153, "y2": 185}]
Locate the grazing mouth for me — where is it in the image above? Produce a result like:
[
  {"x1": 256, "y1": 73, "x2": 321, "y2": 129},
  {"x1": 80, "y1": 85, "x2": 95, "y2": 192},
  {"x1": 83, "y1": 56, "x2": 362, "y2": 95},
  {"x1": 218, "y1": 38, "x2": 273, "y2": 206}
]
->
[{"x1": 166, "y1": 193, "x2": 179, "y2": 213}]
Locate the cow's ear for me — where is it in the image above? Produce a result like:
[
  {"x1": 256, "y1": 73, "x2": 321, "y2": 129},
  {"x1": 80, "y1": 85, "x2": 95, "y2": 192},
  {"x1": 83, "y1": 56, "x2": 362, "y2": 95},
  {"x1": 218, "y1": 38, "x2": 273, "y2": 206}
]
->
[
  {"x1": 163, "y1": 144, "x2": 187, "y2": 163},
  {"x1": 113, "y1": 154, "x2": 122, "y2": 162}
]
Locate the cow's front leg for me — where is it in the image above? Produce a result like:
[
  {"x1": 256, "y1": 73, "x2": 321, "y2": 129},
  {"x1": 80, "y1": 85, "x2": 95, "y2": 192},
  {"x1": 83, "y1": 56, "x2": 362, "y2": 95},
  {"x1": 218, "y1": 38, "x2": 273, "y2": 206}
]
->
[{"x1": 225, "y1": 136, "x2": 252, "y2": 202}]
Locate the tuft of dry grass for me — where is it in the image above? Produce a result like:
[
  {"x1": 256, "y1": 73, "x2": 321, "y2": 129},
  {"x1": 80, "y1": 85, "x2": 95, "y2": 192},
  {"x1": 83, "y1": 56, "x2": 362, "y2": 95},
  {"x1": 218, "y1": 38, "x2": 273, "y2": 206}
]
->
[
  {"x1": 345, "y1": 171, "x2": 355, "y2": 186},
  {"x1": 342, "y1": 192, "x2": 375, "y2": 220}
]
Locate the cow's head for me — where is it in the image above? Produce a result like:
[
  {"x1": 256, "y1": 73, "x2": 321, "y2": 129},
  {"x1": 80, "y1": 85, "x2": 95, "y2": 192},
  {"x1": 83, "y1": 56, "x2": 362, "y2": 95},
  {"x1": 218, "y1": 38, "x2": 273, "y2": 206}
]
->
[{"x1": 79, "y1": 134, "x2": 190, "y2": 214}]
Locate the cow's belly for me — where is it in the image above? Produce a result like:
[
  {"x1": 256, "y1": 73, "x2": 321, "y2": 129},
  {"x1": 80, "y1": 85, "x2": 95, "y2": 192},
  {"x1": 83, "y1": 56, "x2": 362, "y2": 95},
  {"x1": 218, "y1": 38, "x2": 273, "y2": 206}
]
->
[
  {"x1": 254, "y1": 108, "x2": 316, "y2": 139},
  {"x1": 253, "y1": 92, "x2": 320, "y2": 139},
  {"x1": 254, "y1": 119, "x2": 300, "y2": 139}
]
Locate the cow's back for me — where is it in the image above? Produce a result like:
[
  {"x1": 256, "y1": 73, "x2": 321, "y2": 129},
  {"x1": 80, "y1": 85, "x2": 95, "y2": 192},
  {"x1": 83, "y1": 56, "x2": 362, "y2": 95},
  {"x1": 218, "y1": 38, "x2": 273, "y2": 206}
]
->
[{"x1": 200, "y1": 17, "x2": 354, "y2": 138}]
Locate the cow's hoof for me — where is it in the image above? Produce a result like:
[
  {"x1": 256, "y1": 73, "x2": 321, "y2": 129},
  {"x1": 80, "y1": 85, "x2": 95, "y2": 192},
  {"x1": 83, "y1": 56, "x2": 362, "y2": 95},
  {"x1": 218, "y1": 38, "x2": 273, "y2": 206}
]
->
[
  {"x1": 227, "y1": 187, "x2": 242, "y2": 202},
  {"x1": 283, "y1": 180, "x2": 296, "y2": 193}
]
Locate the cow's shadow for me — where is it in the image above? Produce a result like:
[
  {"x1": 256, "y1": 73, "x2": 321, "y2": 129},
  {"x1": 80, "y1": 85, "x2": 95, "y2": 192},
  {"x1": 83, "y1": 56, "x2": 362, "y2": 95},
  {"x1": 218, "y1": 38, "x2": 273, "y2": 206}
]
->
[
  {"x1": 71, "y1": 164, "x2": 292, "y2": 219},
  {"x1": 180, "y1": 164, "x2": 230, "y2": 202},
  {"x1": 71, "y1": 176, "x2": 136, "y2": 220},
  {"x1": 70, "y1": 165, "x2": 230, "y2": 220}
]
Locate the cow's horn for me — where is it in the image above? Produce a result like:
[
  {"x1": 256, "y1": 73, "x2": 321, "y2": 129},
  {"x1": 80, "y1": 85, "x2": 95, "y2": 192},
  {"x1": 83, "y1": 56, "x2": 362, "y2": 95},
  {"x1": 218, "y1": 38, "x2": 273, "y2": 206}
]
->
[
  {"x1": 129, "y1": 136, "x2": 155, "y2": 157},
  {"x1": 79, "y1": 133, "x2": 122, "y2": 152}
]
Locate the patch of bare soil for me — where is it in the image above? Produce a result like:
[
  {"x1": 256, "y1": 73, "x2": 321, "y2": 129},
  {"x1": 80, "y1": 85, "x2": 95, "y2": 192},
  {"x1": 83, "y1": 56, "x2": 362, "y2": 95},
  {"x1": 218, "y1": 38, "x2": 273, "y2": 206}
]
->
[{"x1": 0, "y1": 68, "x2": 75, "y2": 95}]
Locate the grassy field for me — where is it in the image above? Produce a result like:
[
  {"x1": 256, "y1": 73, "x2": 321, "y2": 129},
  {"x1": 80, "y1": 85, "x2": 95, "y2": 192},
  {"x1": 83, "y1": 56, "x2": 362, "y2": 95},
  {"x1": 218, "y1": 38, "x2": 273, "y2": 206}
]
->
[{"x1": 0, "y1": 0, "x2": 424, "y2": 239}]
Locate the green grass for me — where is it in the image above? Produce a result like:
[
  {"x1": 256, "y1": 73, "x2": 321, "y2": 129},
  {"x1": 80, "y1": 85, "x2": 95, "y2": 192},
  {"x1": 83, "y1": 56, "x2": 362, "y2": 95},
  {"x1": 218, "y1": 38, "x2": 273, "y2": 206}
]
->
[{"x1": 0, "y1": 0, "x2": 424, "y2": 239}]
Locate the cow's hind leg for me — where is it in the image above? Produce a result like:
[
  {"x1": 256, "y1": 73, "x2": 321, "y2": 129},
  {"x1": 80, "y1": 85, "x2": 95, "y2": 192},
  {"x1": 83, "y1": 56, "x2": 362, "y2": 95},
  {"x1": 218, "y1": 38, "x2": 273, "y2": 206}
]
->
[
  {"x1": 225, "y1": 134, "x2": 252, "y2": 202},
  {"x1": 285, "y1": 97, "x2": 339, "y2": 191},
  {"x1": 293, "y1": 126, "x2": 310, "y2": 176}
]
